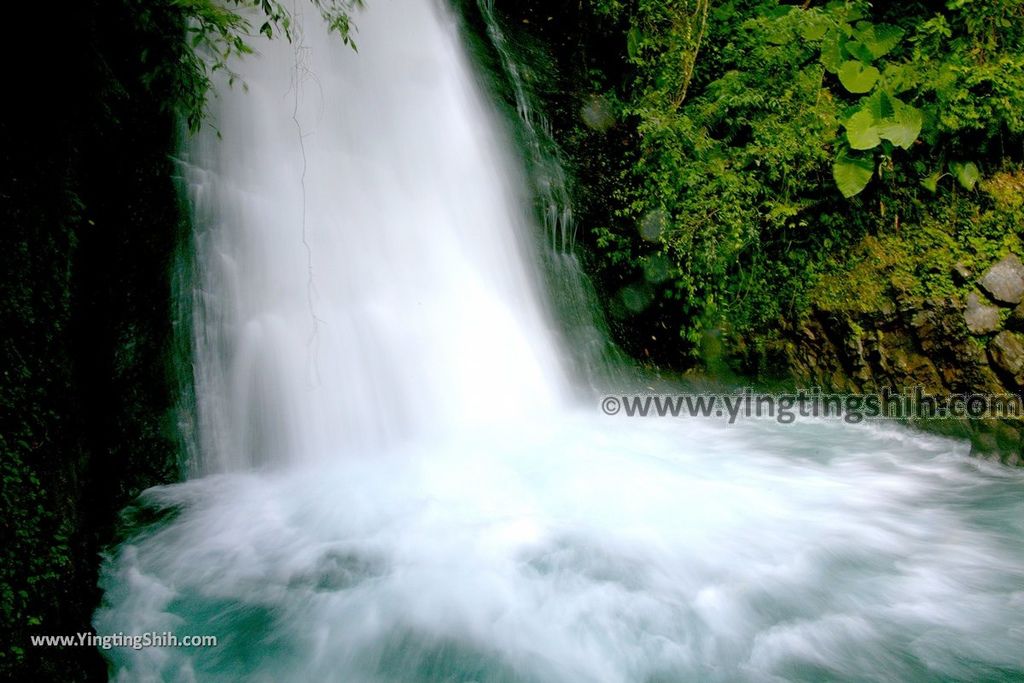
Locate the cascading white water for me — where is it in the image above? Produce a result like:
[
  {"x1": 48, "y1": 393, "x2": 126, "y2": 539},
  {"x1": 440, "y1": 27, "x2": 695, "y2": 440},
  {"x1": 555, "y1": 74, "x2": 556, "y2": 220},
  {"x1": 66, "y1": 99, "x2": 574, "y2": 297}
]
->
[
  {"x1": 96, "y1": 1, "x2": 1024, "y2": 681},
  {"x1": 475, "y1": 0, "x2": 628, "y2": 391},
  {"x1": 182, "y1": 0, "x2": 568, "y2": 474}
]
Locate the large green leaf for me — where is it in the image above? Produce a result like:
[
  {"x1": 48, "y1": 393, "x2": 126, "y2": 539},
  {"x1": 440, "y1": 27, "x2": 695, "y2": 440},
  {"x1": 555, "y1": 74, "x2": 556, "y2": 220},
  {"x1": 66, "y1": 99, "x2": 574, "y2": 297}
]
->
[
  {"x1": 878, "y1": 100, "x2": 923, "y2": 149},
  {"x1": 855, "y1": 22, "x2": 904, "y2": 59},
  {"x1": 882, "y1": 63, "x2": 920, "y2": 94},
  {"x1": 921, "y1": 170, "x2": 943, "y2": 193},
  {"x1": 800, "y1": 12, "x2": 830, "y2": 41},
  {"x1": 844, "y1": 40, "x2": 876, "y2": 63},
  {"x1": 820, "y1": 30, "x2": 845, "y2": 73},
  {"x1": 833, "y1": 153, "x2": 875, "y2": 198},
  {"x1": 845, "y1": 109, "x2": 881, "y2": 149},
  {"x1": 951, "y1": 161, "x2": 981, "y2": 190},
  {"x1": 838, "y1": 61, "x2": 880, "y2": 93},
  {"x1": 863, "y1": 90, "x2": 894, "y2": 121},
  {"x1": 827, "y1": 0, "x2": 865, "y2": 24}
]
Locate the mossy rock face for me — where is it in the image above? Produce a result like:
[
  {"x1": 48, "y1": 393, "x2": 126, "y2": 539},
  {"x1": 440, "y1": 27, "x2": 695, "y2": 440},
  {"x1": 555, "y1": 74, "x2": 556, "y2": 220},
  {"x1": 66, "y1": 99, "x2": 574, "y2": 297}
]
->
[
  {"x1": 982, "y1": 170, "x2": 1024, "y2": 210},
  {"x1": 755, "y1": 242, "x2": 1024, "y2": 464},
  {"x1": 989, "y1": 331, "x2": 1024, "y2": 388}
]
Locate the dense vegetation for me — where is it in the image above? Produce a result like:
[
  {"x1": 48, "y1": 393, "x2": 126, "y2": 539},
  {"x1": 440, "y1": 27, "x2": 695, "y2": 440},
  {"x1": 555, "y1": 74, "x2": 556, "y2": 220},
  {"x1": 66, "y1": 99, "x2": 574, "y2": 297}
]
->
[
  {"x1": 552, "y1": 0, "x2": 1024, "y2": 367},
  {"x1": 1, "y1": 2, "x2": 185, "y2": 677}
]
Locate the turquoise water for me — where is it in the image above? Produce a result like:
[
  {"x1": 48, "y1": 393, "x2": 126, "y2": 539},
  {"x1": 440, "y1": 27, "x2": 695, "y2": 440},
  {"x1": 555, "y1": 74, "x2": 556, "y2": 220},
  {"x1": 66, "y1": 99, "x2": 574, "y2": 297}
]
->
[{"x1": 97, "y1": 415, "x2": 1024, "y2": 681}]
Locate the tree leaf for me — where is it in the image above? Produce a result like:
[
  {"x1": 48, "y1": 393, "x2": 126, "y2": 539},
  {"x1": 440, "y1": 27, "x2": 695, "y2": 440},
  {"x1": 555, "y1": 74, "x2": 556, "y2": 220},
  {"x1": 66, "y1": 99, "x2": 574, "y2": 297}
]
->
[
  {"x1": 878, "y1": 100, "x2": 923, "y2": 149},
  {"x1": 863, "y1": 89, "x2": 895, "y2": 120},
  {"x1": 951, "y1": 161, "x2": 981, "y2": 190},
  {"x1": 882, "y1": 63, "x2": 919, "y2": 94},
  {"x1": 800, "y1": 12, "x2": 830, "y2": 41},
  {"x1": 845, "y1": 109, "x2": 881, "y2": 150},
  {"x1": 838, "y1": 61, "x2": 880, "y2": 93},
  {"x1": 844, "y1": 40, "x2": 876, "y2": 63},
  {"x1": 921, "y1": 170, "x2": 942, "y2": 193},
  {"x1": 842, "y1": 4, "x2": 866, "y2": 22},
  {"x1": 833, "y1": 153, "x2": 875, "y2": 198},
  {"x1": 854, "y1": 22, "x2": 904, "y2": 58},
  {"x1": 627, "y1": 27, "x2": 642, "y2": 60},
  {"x1": 820, "y1": 30, "x2": 845, "y2": 74}
]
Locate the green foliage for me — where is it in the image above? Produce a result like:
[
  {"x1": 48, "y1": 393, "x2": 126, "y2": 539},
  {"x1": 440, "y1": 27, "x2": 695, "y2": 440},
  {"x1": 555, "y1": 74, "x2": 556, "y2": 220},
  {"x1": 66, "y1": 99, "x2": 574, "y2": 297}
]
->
[
  {"x1": 132, "y1": 0, "x2": 363, "y2": 131},
  {"x1": 838, "y1": 61, "x2": 880, "y2": 93},
  {"x1": 952, "y1": 160, "x2": 982, "y2": 189},
  {"x1": 778, "y1": 5, "x2": 926, "y2": 198},
  {"x1": 810, "y1": 179, "x2": 1024, "y2": 315},
  {"x1": 833, "y1": 152, "x2": 874, "y2": 198},
  {"x1": 581, "y1": 0, "x2": 1024, "y2": 359}
]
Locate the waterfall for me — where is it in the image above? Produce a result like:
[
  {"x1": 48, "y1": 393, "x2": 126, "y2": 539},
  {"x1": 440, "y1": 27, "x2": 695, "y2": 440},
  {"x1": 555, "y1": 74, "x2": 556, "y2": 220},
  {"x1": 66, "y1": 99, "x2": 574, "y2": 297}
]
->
[
  {"x1": 179, "y1": 0, "x2": 568, "y2": 474},
  {"x1": 474, "y1": 0, "x2": 629, "y2": 390},
  {"x1": 96, "y1": 1, "x2": 1024, "y2": 681},
  {"x1": 476, "y1": 0, "x2": 574, "y2": 254}
]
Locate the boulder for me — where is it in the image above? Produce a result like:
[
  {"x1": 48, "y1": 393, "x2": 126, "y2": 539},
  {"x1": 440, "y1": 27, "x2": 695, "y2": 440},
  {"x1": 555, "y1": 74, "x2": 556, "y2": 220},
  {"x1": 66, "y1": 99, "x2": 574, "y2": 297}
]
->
[
  {"x1": 989, "y1": 331, "x2": 1024, "y2": 386},
  {"x1": 979, "y1": 254, "x2": 1024, "y2": 304},
  {"x1": 964, "y1": 292, "x2": 1002, "y2": 334}
]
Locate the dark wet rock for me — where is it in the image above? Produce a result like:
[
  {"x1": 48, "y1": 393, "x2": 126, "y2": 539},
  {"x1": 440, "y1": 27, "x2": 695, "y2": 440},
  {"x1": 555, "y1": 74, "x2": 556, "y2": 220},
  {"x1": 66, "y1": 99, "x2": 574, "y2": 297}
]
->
[
  {"x1": 951, "y1": 262, "x2": 972, "y2": 285},
  {"x1": 1007, "y1": 301, "x2": 1024, "y2": 331},
  {"x1": 989, "y1": 331, "x2": 1024, "y2": 387},
  {"x1": 757, "y1": 297, "x2": 1023, "y2": 465}
]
